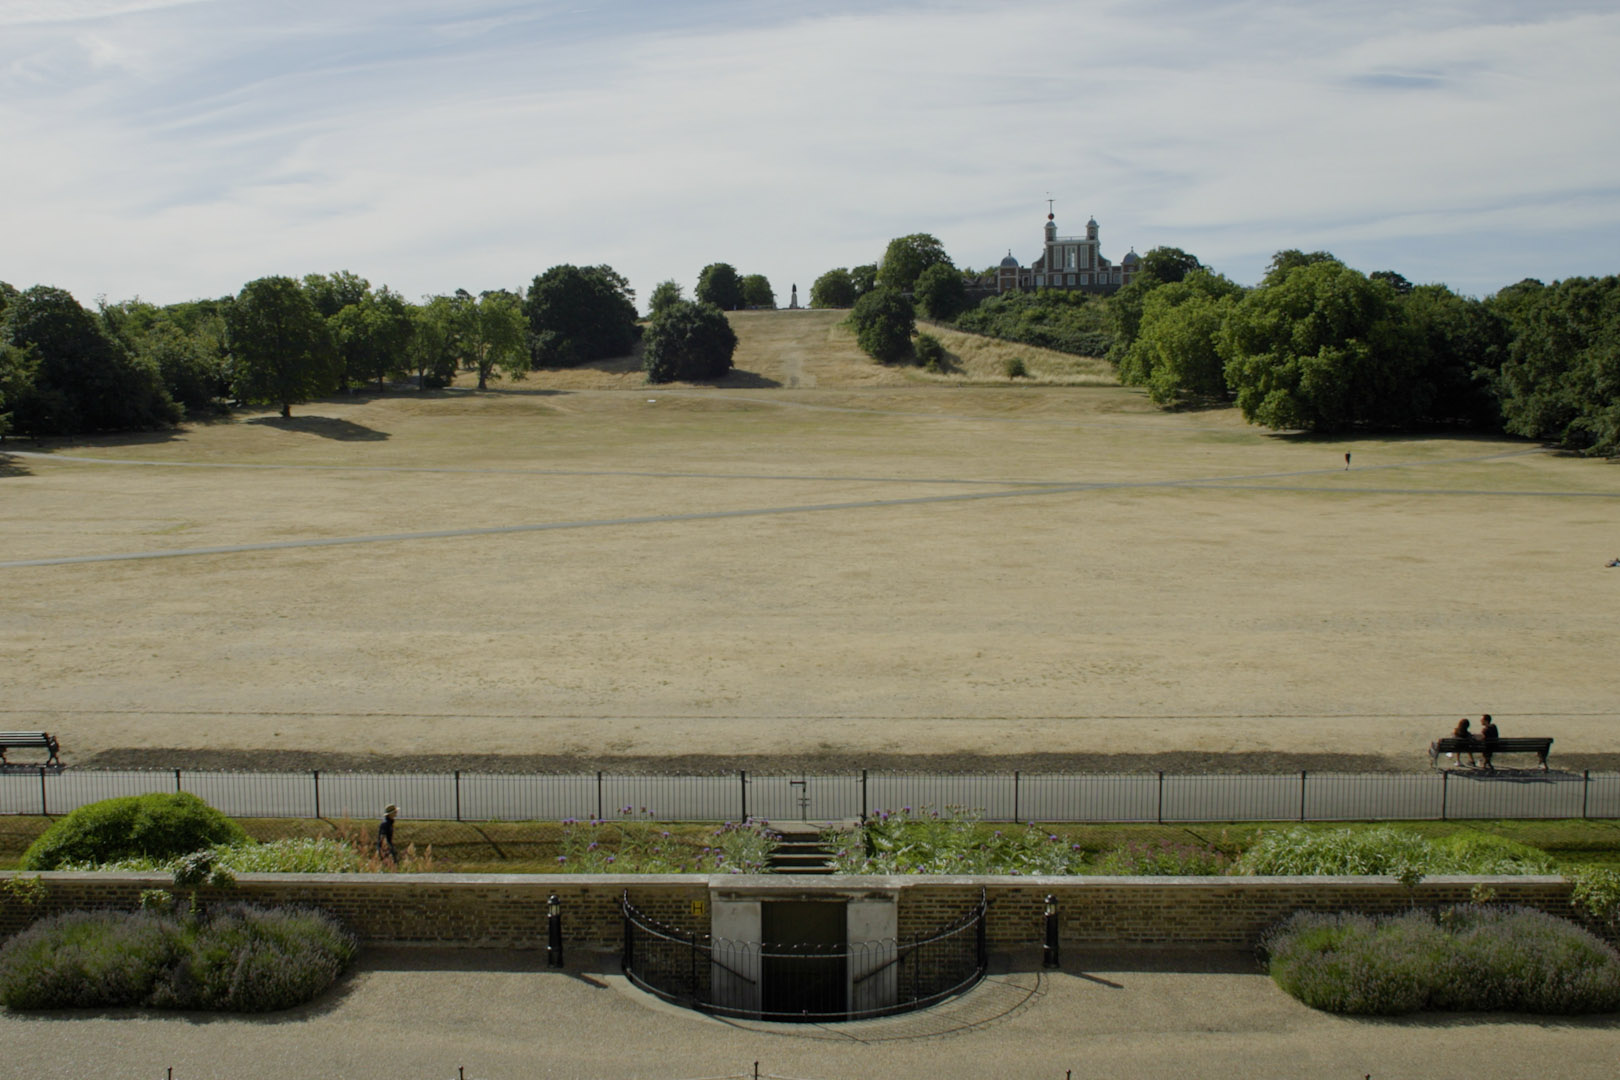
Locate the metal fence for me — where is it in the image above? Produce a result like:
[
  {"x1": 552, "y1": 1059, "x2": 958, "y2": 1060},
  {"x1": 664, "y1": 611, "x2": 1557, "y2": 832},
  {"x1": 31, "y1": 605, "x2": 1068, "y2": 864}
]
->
[
  {"x1": 1, "y1": 767, "x2": 1615, "y2": 823},
  {"x1": 621, "y1": 891, "x2": 988, "y2": 1021}
]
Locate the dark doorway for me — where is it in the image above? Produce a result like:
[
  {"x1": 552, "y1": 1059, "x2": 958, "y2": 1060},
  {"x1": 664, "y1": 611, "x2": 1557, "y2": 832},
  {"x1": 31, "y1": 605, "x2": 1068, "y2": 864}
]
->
[{"x1": 761, "y1": 901, "x2": 847, "y2": 1018}]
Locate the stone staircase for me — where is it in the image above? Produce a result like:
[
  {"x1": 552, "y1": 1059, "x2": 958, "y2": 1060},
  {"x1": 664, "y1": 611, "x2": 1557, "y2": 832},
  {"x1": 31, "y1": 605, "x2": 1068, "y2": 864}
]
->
[{"x1": 767, "y1": 820, "x2": 842, "y2": 875}]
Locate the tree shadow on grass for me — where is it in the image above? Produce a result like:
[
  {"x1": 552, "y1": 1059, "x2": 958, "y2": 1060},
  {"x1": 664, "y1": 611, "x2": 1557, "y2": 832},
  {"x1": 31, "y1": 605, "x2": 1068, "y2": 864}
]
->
[
  {"x1": 0, "y1": 453, "x2": 31, "y2": 478},
  {"x1": 717, "y1": 369, "x2": 783, "y2": 388},
  {"x1": 246, "y1": 416, "x2": 389, "y2": 441}
]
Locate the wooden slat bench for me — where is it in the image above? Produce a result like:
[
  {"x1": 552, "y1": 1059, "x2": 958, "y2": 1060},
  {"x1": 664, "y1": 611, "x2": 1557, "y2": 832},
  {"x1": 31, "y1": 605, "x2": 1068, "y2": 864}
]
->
[
  {"x1": 0, "y1": 732, "x2": 62, "y2": 768},
  {"x1": 1428, "y1": 736, "x2": 1552, "y2": 772}
]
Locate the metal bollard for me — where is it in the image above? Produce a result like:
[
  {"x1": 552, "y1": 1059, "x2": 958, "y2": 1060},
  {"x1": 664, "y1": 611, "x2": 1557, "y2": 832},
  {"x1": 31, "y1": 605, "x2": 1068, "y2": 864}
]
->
[
  {"x1": 1042, "y1": 894, "x2": 1060, "y2": 969},
  {"x1": 547, "y1": 893, "x2": 564, "y2": 969}
]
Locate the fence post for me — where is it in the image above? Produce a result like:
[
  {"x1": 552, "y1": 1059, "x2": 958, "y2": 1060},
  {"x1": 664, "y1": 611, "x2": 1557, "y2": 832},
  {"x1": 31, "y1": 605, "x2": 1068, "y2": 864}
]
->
[
  {"x1": 1156, "y1": 771, "x2": 1164, "y2": 825},
  {"x1": 596, "y1": 771, "x2": 604, "y2": 823},
  {"x1": 739, "y1": 769, "x2": 747, "y2": 821},
  {"x1": 455, "y1": 770, "x2": 462, "y2": 823},
  {"x1": 1583, "y1": 770, "x2": 1591, "y2": 820},
  {"x1": 39, "y1": 766, "x2": 48, "y2": 816},
  {"x1": 861, "y1": 769, "x2": 868, "y2": 822},
  {"x1": 1013, "y1": 770, "x2": 1020, "y2": 824},
  {"x1": 1440, "y1": 769, "x2": 1448, "y2": 821},
  {"x1": 1299, "y1": 771, "x2": 1307, "y2": 822},
  {"x1": 175, "y1": 768, "x2": 183, "y2": 794}
]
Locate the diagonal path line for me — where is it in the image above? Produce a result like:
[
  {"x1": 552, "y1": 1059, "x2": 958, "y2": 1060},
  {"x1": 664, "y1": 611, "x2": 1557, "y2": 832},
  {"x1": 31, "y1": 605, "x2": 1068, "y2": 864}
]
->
[{"x1": 4, "y1": 463, "x2": 1617, "y2": 569}]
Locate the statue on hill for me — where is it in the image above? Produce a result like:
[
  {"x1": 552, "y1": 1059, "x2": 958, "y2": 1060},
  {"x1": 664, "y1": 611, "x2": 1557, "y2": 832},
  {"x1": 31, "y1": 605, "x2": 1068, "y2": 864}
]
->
[{"x1": 789, "y1": 283, "x2": 800, "y2": 309}]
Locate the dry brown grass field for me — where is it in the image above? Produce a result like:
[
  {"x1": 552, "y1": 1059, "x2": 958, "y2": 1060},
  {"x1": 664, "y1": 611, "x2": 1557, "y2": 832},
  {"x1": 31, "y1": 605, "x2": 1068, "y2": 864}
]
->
[{"x1": 2, "y1": 309, "x2": 1616, "y2": 773}]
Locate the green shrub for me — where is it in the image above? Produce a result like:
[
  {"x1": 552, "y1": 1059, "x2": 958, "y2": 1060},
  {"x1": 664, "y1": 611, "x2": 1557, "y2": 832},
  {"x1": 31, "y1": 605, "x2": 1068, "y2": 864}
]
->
[
  {"x1": 0, "y1": 904, "x2": 356, "y2": 1012},
  {"x1": 21, "y1": 793, "x2": 247, "y2": 871},
  {"x1": 554, "y1": 810, "x2": 777, "y2": 873},
  {"x1": 914, "y1": 332, "x2": 947, "y2": 372},
  {"x1": 955, "y1": 289, "x2": 1114, "y2": 357},
  {"x1": 849, "y1": 287, "x2": 915, "y2": 363},
  {"x1": 1003, "y1": 356, "x2": 1029, "y2": 379},
  {"x1": 1094, "y1": 838, "x2": 1229, "y2": 876},
  {"x1": 826, "y1": 808, "x2": 1081, "y2": 876},
  {"x1": 1570, "y1": 867, "x2": 1620, "y2": 933},
  {"x1": 1262, "y1": 905, "x2": 1620, "y2": 1015},
  {"x1": 1234, "y1": 826, "x2": 1552, "y2": 877}
]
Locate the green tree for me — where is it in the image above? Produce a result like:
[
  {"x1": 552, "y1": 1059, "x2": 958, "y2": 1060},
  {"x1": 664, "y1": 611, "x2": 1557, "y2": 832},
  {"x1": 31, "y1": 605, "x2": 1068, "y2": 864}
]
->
[
  {"x1": 1371, "y1": 270, "x2": 1415, "y2": 296},
  {"x1": 1220, "y1": 262, "x2": 1420, "y2": 431},
  {"x1": 850, "y1": 264, "x2": 878, "y2": 298},
  {"x1": 1105, "y1": 276, "x2": 1159, "y2": 365},
  {"x1": 99, "y1": 298, "x2": 230, "y2": 417},
  {"x1": 524, "y1": 264, "x2": 639, "y2": 367},
  {"x1": 913, "y1": 262, "x2": 970, "y2": 321},
  {"x1": 1493, "y1": 275, "x2": 1620, "y2": 455},
  {"x1": 810, "y1": 268, "x2": 856, "y2": 309},
  {"x1": 878, "y1": 234, "x2": 952, "y2": 292},
  {"x1": 740, "y1": 274, "x2": 776, "y2": 310},
  {"x1": 331, "y1": 286, "x2": 414, "y2": 391},
  {"x1": 1138, "y1": 246, "x2": 1202, "y2": 285},
  {"x1": 464, "y1": 291, "x2": 530, "y2": 390},
  {"x1": 301, "y1": 271, "x2": 371, "y2": 319},
  {"x1": 1122, "y1": 270, "x2": 1244, "y2": 404},
  {"x1": 407, "y1": 295, "x2": 463, "y2": 389},
  {"x1": 226, "y1": 276, "x2": 338, "y2": 418},
  {"x1": 1262, "y1": 249, "x2": 1341, "y2": 287},
  {"x1": 642, "y1": 300, "x2": 738, "y2": 383},
  {"x1": 849, "y1": 286, "x2": 916, "y2": 363},
  {"x1": 1401, "y1": 284, "x2": 1507, "y2": 426},
  {"x1": 695, "y1": 263, "x2": 745, "y2": 311},
  {"x1": 3, "y1": 285, "x2": 178, "y2": 434},
  {"x1": 648, "y1": 279, "x2": 684, "y2": 319}
]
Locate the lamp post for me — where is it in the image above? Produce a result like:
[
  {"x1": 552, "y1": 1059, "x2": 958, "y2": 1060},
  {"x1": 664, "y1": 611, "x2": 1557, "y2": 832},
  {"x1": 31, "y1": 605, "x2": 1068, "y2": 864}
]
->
[
  {"x1": 547, "y1": 893, "x2": 563, "y2": 969},
  {"x1": 1042, "y1": 894, "x2": 1060, "y2": 970}
]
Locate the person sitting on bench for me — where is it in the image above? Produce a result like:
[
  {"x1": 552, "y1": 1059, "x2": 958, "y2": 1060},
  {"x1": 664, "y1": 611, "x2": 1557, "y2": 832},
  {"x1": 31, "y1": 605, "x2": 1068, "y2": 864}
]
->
[
  {"x1": 1448, "y1": 718, "x2": 1476, "y2": 768},
  {"x1": 1479, "y1": 714, "x2": 1500, "y2": 770}
]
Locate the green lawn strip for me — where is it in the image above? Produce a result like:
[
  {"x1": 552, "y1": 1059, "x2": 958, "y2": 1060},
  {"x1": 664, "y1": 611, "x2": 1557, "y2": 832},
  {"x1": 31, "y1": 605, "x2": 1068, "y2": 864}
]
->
[{"x1": 1, "y1": 816, "x2": 1618, "y2": 873}]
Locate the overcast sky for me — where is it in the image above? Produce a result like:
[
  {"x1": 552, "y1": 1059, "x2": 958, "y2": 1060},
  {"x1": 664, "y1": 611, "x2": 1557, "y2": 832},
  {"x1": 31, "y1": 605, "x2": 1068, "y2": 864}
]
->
[{"x1": 3, "y1": 0, "x2": 1617, "y2": 309}]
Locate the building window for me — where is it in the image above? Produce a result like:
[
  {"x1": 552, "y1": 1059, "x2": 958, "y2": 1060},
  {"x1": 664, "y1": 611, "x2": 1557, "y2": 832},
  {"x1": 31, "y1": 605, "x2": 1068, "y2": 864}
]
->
[
  {"x1": 1066, "y1": 274, "x2": 1076, "y2": 286},
  {"x1": 1080, "y1": 273, "x2": 1089, "y2": 285},
  {"x1": 1035, "y1": 275, "x2": 1045, "y2": 287}
]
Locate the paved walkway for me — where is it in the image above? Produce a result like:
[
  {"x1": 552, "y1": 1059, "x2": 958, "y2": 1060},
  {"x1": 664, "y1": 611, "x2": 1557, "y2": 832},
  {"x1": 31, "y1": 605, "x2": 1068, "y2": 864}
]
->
[{"x1": 2, "y1": 946, "x2": 1618, "y2": 1079}]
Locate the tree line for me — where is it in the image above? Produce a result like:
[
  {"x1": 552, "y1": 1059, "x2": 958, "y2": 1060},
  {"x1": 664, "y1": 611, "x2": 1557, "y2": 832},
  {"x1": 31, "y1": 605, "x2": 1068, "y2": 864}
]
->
[
  {"x1": 0, "y1": 261, "x2": 770, "y2": 437},
  {"x1": 811, "y1": 234, "x2": 1620, "y2": 456}
]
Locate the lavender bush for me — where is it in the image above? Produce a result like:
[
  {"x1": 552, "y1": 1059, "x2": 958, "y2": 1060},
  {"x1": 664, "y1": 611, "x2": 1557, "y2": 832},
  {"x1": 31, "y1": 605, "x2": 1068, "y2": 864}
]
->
[
  {"x1": 0, "y1": 905, "x2": 357, "y2": 1013},
  {"x1": 1262, "y1": 905, "x2": 1620, "y2": 1015}
]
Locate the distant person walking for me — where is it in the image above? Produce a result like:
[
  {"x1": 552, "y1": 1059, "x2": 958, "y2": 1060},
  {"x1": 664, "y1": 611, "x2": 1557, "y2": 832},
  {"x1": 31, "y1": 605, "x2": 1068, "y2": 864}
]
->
[
  {"x1": 1479, "y1": 714, "x2": 1500, "y2": 770},
  {"x1": 1344, "y1": 452, "x2": 1352, "y2": 470},
  {"x1": 1449, "y1": 718, "x2": 1476, "y2": 768},
  {"x1": 377, "y1": 804, "x2": 399, "y2": 863}
]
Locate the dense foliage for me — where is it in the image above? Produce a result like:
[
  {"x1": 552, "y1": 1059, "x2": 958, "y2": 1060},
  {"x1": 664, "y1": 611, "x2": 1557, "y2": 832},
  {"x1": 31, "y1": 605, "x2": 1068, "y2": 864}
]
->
[
  {"x1": 1233, "y1": 826, "x2": 1553, "y2": 877},
  {"x1": 695, "y1": 262, "x2": 745, "y2": 311},
  {"x1": 523, "y1": 264, "x2": 639, "y2": 368},
  {"x1": 642, "y1": 300, "x2": 738, "y2": 383},
  {"x1": 954, "y1": 289, "x2": 1113, "y2": 357},
  {"x1": 0, "y1": 905, "x2": 357, "y2": 1012},
  {"x1": 554, "y1": 812, "x2": 776, "y2": 873},
  {"x1": 810, "y1": 267, "x2": 857, "y2": 309},
  {"x1": 227, "y1": 276, "x2": 339, "y2": 418},
  {"x1": 913, "y1": 262, "x2": 969, "y2": 321},
  {"x1": 2, "y1": 285, "x2": 180, "y2": 434},
  {"x1": 1262, "y1": 905, "x2": 1620, "y2": 1015},
  {"x1": 740, "y1": 274, "x2": 776, "y2": 310},
  {"x1": 848, "y1": 287, "x2": 916, "y2": 362},
  {"x1": 1116, "y1": 270, "x2": 1243, "y2": 403},
  {"x1": 21, "y1": 793, "x2": 248, "y2": 871},
  {"x1": 878, "y1": 233, "x2": 953, "y2": 292},
  {"x1": 1493, "y1": 275, "x2": 1620, "y2": 455}
]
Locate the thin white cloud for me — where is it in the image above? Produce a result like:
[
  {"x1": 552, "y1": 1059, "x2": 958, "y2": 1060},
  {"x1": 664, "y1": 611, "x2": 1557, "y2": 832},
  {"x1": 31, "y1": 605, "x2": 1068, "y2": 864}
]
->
[{"x1": 1, "y1": 0, "x2": 1617, "y2": 306}]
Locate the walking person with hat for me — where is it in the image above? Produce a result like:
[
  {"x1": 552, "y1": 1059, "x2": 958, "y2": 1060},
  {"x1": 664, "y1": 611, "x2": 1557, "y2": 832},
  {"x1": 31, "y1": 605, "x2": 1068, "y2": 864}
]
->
[{"x1": 378, "y1": 804, "x2": 399, "y2": 863}]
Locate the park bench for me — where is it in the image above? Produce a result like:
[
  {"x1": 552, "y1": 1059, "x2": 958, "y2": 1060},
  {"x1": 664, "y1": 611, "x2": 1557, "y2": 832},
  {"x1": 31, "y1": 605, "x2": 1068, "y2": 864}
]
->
[
  {"x1": 1428, "y1": 736, "x2": 1552, "y2": 772},
  {"x1": 0, "y1": 732, "x2": 62, "y2": 768}
]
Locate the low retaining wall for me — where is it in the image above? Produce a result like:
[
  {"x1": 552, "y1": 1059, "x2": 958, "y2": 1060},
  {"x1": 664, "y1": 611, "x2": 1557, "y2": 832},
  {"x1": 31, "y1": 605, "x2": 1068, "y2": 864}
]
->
[{"x1": 0, "y1": 871, "x2": 1584, "y2": 950}]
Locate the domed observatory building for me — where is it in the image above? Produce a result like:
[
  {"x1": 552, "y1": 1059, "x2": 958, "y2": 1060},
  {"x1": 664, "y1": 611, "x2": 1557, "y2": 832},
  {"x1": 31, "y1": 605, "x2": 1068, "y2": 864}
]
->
[{"x1": 992, "y1": 207, "x2": 1141, "y2": 295}]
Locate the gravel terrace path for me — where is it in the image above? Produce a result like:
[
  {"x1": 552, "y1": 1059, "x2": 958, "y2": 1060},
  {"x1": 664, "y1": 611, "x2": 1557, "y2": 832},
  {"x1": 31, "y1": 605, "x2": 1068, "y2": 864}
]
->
[{"x1": 2, "y1": 946, "x2": 1617, "y2": 1079}]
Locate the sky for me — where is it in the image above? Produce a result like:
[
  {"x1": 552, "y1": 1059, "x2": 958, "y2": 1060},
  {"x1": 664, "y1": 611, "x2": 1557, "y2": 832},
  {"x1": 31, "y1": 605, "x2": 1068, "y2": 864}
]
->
[{"x1": 3, "y1": 0, "x2": 1619, "y2": 310}]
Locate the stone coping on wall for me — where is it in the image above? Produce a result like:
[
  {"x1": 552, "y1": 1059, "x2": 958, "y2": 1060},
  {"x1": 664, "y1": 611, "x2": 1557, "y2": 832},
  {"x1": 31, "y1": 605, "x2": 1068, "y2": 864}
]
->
[{"x1": 0, "y1": 871, "x2": 1585, "y2": 950}]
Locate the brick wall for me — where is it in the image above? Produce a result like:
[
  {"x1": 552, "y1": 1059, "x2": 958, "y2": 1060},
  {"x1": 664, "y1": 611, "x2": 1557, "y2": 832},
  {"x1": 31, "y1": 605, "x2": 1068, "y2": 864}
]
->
[{"x1": 0, "y1": 871, "x2": 1585, "y2": 951}]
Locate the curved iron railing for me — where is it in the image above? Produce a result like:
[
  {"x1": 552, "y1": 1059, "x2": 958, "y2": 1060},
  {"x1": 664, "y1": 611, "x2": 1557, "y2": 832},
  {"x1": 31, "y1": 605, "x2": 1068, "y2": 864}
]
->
[{"x1": 621, "y1": 890, "x2": 988, "y2": 1022}]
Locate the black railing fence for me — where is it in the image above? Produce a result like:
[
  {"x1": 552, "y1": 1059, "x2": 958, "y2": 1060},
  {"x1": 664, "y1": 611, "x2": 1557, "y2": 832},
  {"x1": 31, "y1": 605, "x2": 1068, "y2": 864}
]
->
[
  {"x1": 0, "y1": 766, "x2": 1614, "y2": 823},
  {"x1": 621, "y1": 891, "x2": 988, "y2": 1021}
]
